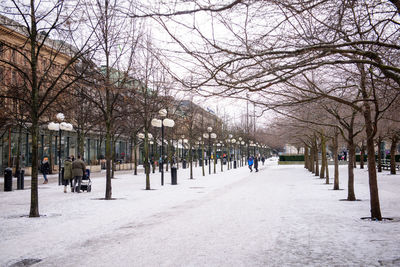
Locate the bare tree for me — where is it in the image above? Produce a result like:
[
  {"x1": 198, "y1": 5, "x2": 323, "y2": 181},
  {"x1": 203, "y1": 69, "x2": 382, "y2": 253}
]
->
[
  {"x1": 0, "y1": 1, "x2": 94, "y2": 217},
  {"x1": 81, "y1": 0, "x2": 142, "y2": 199}
]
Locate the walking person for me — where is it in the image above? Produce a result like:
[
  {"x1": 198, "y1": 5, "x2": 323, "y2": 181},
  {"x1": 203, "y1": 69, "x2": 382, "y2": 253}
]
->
[
  {"x1": 40, "y1": 157, "x2": 50, "y2": 184},
  {"x1": 72, "y1": 155, "x2": 86, "y2": 193},
  {"x1": 254, "y1": 155, "x2": 259, "y2": 172},
  {"x1": 63, "y1": 156, "x2": 73, "y2": 193},
  {"x1": 248, "y1": 156, "x2": 254, "y2": 172},
  {"x1": 261, "y1": 156, "x2": 265, "y2": 165}
]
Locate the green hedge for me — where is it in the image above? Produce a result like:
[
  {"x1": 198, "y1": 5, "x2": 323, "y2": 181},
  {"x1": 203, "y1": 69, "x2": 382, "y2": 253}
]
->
[{"x1": 279, "y1": 155, "x2": 305, "y2": 161}]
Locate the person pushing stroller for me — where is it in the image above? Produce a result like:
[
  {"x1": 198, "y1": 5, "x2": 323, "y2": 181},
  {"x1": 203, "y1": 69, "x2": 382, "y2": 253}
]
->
[{"x1": 72, "y1": 155, "x2": 86, "y2": 193}]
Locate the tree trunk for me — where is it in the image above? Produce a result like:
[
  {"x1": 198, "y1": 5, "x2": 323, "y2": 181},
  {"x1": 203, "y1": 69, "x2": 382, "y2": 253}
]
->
[
  {"x1": 347, "y1": 137, "x2": 356, "y2": 201},
  {"x1": 105, "y1": 120, "x2": 112, "y2": 200},
  {"x1": 363, "y1": 107, "x2": 382, "y2": 220},
  {"x1": 202, "y1": 142, "x2": 205, "y2": 176},
  {"x1": 144, "y1": 131, "x2": 150, "y2": 190},
  {"x1": 15, "y1": 125, "x2": 23, "y2": 176},
  {"x1": 307, "y1": 145, "x2": 313, "y2": 172},
  {"x1": 333, "y1": 131, "x2": 340, "y2": 190},
  {"x1": 189, "y1": 144, "x2": 193, "y2": 179},
  {"x1": 304, "y1": 146, "x2": 309, "y2": 169},
  {"x1": 29, "y1": 120, "x2": 40, "y2": 217},
  {"x1": 390, "y1": 135, "x2": 398, "y2": 175},
  {"x1": 360, "y1": 142, "x2": 365, "y2": 169},
  {"x1": 320, "y1": 133, "x2": 326, "y2": 179},
  {"x1": 377, "y1": 136, "x2": 382, "y2": 172},
  {"x1": 314, "y1": 136, "x2": 319, "y2": 177},
  {"x1": 325, "y1": 152, "x2": 330, "y2": 184},
  {"x1": 310, "y1": 144, "x2": 315, "y2": 173}
]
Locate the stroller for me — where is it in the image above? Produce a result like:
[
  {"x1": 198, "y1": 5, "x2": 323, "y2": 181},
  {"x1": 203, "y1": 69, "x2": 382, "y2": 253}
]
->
[{"x1": 79, "y1": 169, "x2": 92, "y2": 192}]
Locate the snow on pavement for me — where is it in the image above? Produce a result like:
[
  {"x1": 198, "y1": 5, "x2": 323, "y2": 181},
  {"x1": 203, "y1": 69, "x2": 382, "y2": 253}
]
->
[{"x1": 1, "y1": 160, "x2": 400, "y2": 266}]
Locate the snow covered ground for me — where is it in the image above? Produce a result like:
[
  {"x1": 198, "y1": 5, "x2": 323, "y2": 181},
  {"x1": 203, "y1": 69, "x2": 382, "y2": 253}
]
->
[{"x1": 1, "y1": 160, "x2": 400, "y2": 267}]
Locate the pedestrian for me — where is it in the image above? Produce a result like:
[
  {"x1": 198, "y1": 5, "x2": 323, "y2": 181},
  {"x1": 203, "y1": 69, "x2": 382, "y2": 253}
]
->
[
  {"x1": 63, "y1": 156, "x2": 73, "y2": 193},
  {"x1": 71, "y1": 155, "x2": 75, "y2": 162},
  {"x1": 261, "y1": 156, "x2": 265, "y2": 165},
  {"x1": 248, "y1": 156, "x2": 254, "y2": 172},
  {"x1": 72, "y1": 155, "x2": 86, "y2": 193},
  {"x1": 40, "y1": 157, "x2": 50, "y2": 184},
  {"x1": 254, "y1": 156, "x2": 259, "y2": 172}
]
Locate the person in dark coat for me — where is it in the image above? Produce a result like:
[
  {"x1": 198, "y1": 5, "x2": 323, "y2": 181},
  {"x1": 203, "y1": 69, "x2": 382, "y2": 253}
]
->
[
  {"x1": 261, "y1": 156, "x2": 265, "y2": 165},
  {"x1": 72, "y1": 155, "x2": 86, "y2": 193},
  {"x1": 254, "y1": 156, "x2": 259, "y2": 172},
  {"x1": 63, "y1": 156, "x2": 73, "y2": 193},
  {"x1": 40, "y1": 157, "x2": 50, "y2": 184},
  {"x1": 248, "y1": 156, "x2": 254, "y2": 172}
]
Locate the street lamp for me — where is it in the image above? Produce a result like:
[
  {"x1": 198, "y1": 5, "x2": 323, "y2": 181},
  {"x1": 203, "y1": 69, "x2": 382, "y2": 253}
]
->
[
  {"x1": 226, "y1": 138, "x2": 231, "y2": 170},
  {"x1": 48, "y1": 113, "x2": 73, "y2": 185},
  {"x1": 151, "y1": 109, "x2": 174, "y2": 186},
  {"x1": 211, "y1": 134, "x2": 217, "y2": 174},
  {"x1": 216, "y1": 142, "x2": 222, "y2": 172},
  {"x1": 231, "y1": 138, "x2": 237, "y2": 168},
  {"x1": 240, "y1": 140, "x2": 245, "y2": 167},
  {"x1": 238, "y1": 137, "x2": 243, "y2": 166},
  {"x1": 180, "y1": 135, "x2": 185, "y2": 168},
  {"x1": 203, "y1": 127, "x2": 216, "y2": 175}
]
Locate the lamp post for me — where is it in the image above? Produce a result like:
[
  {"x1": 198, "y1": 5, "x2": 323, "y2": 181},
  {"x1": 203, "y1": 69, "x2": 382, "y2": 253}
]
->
[
  {"x1": 48, "y1": 113, "x2": 73, "y2": 185},
  {"x1": 217, "y1": 142, "x2": 222, "y2": 172},
  {"x1": 226, "y1": 138, "x2": 231, "y2": 170},
  {"x1": 231, "y1": 138, "x2": 237, "y2": 169},
  {"x1": 151, "y1": 109, "x2": 174, "y2": 186},
  {"x1": 180, "y1": 135, "x2": 185, "y2": 169},
  {"x1": 203, "y1": 127, "x2": 216, "y2": 175},
  {"x1": 228, "y1": 134, "x2": 233, "y2": 169},
  {"x1": 211, "y1": 134, "x2": 217, "y2": 174},
  {"x1": 238, "y1": 137, "x2": 242, "y2": 166},
  {"x1": 199, "y1": 136, "x2": 206, "y2": 176},
  {"x1": 240, "y1": 140, "x2": 245, "y2": 167}
]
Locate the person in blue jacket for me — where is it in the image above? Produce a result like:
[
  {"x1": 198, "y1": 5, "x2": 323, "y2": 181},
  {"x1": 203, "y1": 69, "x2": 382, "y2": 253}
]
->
[{"x1": 248, "y1": 156, "x2": 254, "y2": 172}]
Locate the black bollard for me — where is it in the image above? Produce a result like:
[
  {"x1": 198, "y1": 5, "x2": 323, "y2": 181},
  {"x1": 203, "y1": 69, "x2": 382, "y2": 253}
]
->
[
  {"x1": 4, "y1": 168, "x2": 12, "y2": 191},
  {"x1": 171, "y1": 166, "x2": 177, "y2": 185},
  {"x1": 16, "y1": 169, "x2": 21, "y2": 190},
  {"x1": 234, "y1": 160, "x2": 237, "y2": 169}
]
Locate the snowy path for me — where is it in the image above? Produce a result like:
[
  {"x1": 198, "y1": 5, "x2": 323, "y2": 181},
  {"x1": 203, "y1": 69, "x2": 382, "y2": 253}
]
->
[{"x1": 1, "y1": 161, "x2": 400, "y2": 266}]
